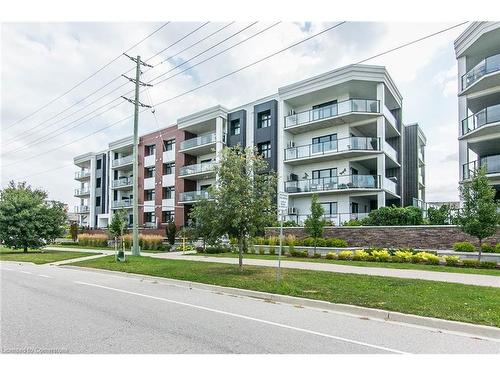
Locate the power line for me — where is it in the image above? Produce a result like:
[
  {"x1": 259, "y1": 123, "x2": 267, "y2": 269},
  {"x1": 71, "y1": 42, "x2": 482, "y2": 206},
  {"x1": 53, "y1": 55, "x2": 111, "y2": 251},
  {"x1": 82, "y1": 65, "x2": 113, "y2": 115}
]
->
[
  {"x1": 3, "y1": 22, "x2": 171, "y2": 131},
  {"x1": 6, "y1": 21, "x2": 468, "y2": 179},
  {"x1": 3, "y1": 22, "x2": 214, "y2": 144},
  {"x1": 2, "y1": 22, "x2": 269, "y2": 155}
]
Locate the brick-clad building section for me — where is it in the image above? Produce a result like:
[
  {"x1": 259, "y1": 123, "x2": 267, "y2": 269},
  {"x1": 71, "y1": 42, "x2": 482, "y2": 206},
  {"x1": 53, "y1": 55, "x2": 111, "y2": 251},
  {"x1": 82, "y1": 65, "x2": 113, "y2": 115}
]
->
[
  {"x1": 265, "y1": 226, "x2": 500, "y2": 249},
  {"x1": 174, "y1": 130, "x2": 197, "y2": 226}
]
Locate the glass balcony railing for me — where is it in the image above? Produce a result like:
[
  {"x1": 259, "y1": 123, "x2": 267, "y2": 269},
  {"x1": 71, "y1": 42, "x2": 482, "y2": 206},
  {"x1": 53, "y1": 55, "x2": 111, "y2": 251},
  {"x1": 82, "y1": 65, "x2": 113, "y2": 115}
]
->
[
  {"x1": 112, "y1": 199, "x2": 133, "y2": 209},
  {"x1": 463, "y1": 155, "x2": 500, "y2": 179},
  {"x1": 74, "y1": 171, "x2": 90, "y2": 179},
  {"x1": 461, "y1": 53, "x2": 500, "y2": 90},
  {"x1": 284, "y1": 99, "x2": 380, "y2": 128},
  {"x1": 112, "y1": 177, "x2": 133, "y2": 188},
  {"x1": 112, "y1": 155, "x2": 133, "y2": 167},
  {"x1": 179, "y1": 162, "x2": 215, "y2": 176},
  {"x1": 461, "y1": 104, "x2": 500, "y2": 135},
  {"x1": 284, "y1": 137, "x2": 379, "y2": 161},
  {"x1": 284, "y1": 175, "x2": 380, "y2": 193},
  {"x1": 74, "y1": 188, "x2": 90, "y2": 196},
  {"x1": 180, "y1": 133, "x2": 216, "y2": 151},
  {"x1": 74, "y1": 205, "x2": 90, "y2": 214},
  {"x1": 384, "y1": 141, "x2": 398, "y2": 161},
  {"x1": 179, "y1": 190, "x2": 212, "y2": 202}
]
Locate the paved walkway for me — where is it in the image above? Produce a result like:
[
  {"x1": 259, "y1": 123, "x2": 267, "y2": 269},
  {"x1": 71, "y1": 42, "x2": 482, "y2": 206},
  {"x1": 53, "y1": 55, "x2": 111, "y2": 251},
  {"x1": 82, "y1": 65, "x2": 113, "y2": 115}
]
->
[{"x1": 44, "y1": 246, "x2": 500, "y2": 288}]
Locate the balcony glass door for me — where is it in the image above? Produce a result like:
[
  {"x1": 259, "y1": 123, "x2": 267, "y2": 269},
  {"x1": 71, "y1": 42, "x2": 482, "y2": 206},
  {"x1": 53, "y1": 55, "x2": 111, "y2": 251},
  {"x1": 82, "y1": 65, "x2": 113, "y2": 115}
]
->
[
  {"x1": 312, "y1": 100, "x2": 337, "y2": 122},
  {"x1": 312, "y1": 134, "x2": 337, "y2": 154}
]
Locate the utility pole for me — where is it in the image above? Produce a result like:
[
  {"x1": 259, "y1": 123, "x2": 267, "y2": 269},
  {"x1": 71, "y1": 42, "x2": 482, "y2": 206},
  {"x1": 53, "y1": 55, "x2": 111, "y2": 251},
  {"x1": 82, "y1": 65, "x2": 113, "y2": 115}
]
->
[{"x1": 121, "y1": 54, "x2": 153, "y2": 256}]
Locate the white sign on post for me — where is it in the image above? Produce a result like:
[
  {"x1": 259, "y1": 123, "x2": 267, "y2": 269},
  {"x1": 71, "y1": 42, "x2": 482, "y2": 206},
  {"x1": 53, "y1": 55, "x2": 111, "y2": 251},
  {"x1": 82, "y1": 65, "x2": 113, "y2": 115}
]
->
[{"x1": 278, "y1": 192, "x2": 288, "y2": 212}]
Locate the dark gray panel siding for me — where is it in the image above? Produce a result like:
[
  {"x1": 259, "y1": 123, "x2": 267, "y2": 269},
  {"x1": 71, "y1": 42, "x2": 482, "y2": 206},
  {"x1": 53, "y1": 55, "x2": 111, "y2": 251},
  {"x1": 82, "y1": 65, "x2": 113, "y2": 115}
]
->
[
  {"x1": 94, "y1": 153, "x2": 108, "y2": 217},
  {"x1": 227, "y1": 110, "x2": 246, "y2": 147},
  {"x1": 253, "y1": 100, "x2": 278, "y2": 171},
  {"x1": 403, "y1": 124, "x2": 418, "y2": 207}
]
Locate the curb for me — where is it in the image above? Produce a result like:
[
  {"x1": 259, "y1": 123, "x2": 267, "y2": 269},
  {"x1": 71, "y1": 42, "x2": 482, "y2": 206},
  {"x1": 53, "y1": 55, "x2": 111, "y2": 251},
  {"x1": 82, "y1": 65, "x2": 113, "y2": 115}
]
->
[{"x1": 62, "y1": 265, "x2": 500, "y2": 341}]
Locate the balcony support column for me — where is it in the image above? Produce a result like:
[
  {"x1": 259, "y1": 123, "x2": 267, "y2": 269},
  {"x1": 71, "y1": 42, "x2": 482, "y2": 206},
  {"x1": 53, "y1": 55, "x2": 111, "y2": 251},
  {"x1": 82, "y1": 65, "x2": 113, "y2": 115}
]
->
[
  {"x1": 215, "y1": 117, "x2": 224, "y2": 183},
  {"x1": 376, "y1": 82, "x2": 385, "y2": 112}
]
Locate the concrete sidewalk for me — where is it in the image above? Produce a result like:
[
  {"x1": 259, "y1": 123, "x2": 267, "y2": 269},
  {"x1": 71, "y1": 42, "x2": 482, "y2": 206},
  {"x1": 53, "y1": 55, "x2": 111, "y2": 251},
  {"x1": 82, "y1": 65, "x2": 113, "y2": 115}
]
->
[{"x1": 150, "y1": 252, "x2": 500, "y2": 288}]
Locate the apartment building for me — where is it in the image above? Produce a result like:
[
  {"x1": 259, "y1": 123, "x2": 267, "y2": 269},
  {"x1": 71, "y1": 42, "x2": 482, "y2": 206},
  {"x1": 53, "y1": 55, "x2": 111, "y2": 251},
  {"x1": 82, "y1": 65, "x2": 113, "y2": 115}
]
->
[
  {"x1": 403, "y1": 123, "x2": 426, "y2": 207},
  {"x1": 455, "y1": 22, "x2": 500, "y2": 201},
  {"x1": 74, "y1": 64, "x2": 425, "y2": 228}
]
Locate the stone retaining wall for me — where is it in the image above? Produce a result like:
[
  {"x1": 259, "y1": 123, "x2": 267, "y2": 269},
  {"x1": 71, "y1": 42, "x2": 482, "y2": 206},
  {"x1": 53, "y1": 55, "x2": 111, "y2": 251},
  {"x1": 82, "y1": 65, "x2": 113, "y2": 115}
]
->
[{"x1": 264, "y1": 225, "x2": 500, "y2": 250}]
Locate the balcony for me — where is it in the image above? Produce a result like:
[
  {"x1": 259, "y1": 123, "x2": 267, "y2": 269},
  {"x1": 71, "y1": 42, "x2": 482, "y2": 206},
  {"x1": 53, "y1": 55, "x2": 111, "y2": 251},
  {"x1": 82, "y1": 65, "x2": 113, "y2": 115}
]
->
[
  {"x1": 75, "y1": 205, "x2": 90, "y2": 214},
  {"x1": 284, "y1": 174, "x2": 380, "y2": 195},
  {"x1": 179, "y1": 133, "x2": 217, "y2": 155},
  {"x1": 74, "y1": 170, "x2": 90, "y2": 180},
  {"x1": 284, "y1": 137, "x2": 379, "y2": 164},
  {"x1": 287, "y1": 212, "x2": 370, "y2": 226},
  {"x1": 463, "y1": 155, "x2": 500, "y2": 180},
  {"x1": 179, "y1": 162, "x2": 215, "y2": 179},
  {"x1": 384, "y1": 177, "x2": 398, "y2": 195},
  {"x1": 461, "y1": 52, "x2": 500, "y2": 91},
  {"x1": 111, "y1": 177, "x2": 133, "y2": 189},
  {"x1": 112, "y1": 199, "x2": 133, "y2": 209},
  {"x1": 179, "y1": 190, "x2": 212, "y2": 203},
  {"x1": 461, "y1": 103, "x2": 500, "y2": 136},
  {"x1": 112, "y1": 155, "x2": 133, "y2": 169},
  {"x1": 284, "y1": 99, "x2": 380, "y2": 134},
  {"x1": 384, "y1": 141, "x2": 398, "y2": 162},
  {"x1": 74, "y1": 188, "x2": 90, "y2": 197}
]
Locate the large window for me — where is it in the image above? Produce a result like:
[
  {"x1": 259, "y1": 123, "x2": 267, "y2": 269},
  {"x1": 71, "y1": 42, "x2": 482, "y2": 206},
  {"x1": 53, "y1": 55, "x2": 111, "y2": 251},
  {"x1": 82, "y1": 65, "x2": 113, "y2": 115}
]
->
[
  {"x1": 163, "y1": 186, "x2": 175, "y2": 199},
  {"x1": 162, "y1": 211, "x2": 174, "y2": 223},
  {"x1": 257, "y1": 141, "x2": 271, "y2": 159},
  {"x1": 95, "y1": 196, "x2": 101, "y2": 207},
  {"x1": 96, "y1": 177, "x2": 101, "y2": 188},
  {"x1": 320, "y1": 202, "x2": 338, "y2": 216},
  {"x1": 257, "y1": 110, "x2": 271, "y2": 129},
  {"x1": 145, "y1": 166, "x2": 155, "y2": 178},
  {"x1": 144, "y1": 212, "x2": 154, "y2": 223},
  {"x1": 312, "y1": 168, "x2": 337, "y2": 182},
  {"x1": 144, "y1": 189, "x2": 155, "y2": 201},
  {"x1": 230, "y1": 119, "x2": 241, "y2": 135},
  {"x1": 164, "y1": 139, "x2": 175, "y2": 151},
  {"x1": 163, "y1": 162, "x2": 175, "y2": 175},
  {"x1": 312, "y1": 133, "x2": 337, "y2": 153},
  {"x1": 145, "y1": 144, "x2": 156, "y2": 156},
  {"x1": 96, "y1": 159, "x2": 102, "y2": 169}
]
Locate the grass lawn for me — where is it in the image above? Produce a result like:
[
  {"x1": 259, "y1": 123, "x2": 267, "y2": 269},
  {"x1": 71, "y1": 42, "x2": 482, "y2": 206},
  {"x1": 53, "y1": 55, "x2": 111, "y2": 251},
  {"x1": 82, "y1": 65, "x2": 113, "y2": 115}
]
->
[
  {"x1": 0, "y1": 247, "x2": 95, "y2": 264},
  {"x1": 72, "y1": 255, "x2": 500, "y2": 327},
  {"x1": 190, "y1": 252, "x2": 500, "y2": 276},
  {"x1": 50, "y1": 244, "x2": 111, "y2": 251}
]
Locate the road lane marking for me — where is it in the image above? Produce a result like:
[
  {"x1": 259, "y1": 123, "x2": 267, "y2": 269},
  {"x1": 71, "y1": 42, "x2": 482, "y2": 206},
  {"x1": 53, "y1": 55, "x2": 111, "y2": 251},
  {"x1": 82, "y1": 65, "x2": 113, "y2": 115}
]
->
[
  {"x1": 20, "y1": 271, "x2": 32, "y2": 274},
  {"x1": 74, "y1": 281, "x2": 409, "y2": 354},
  {"x1": 38, "y1": 274, "x2": 53, "y2": 279}
]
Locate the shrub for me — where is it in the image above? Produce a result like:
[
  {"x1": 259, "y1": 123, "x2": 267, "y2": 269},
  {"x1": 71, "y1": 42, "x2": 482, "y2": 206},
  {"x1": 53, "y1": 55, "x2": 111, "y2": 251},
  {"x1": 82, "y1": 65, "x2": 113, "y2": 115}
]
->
[
  {"x1": 325, "y1": 252, "x2": 337, "y2": 260},
  {"x1": 496, "y1": 244, "x2": 500, "y2": 253},
  {"x1": 362, "y1": 205, "x2": 423, "y2": 226},
  {"x1": 300, "y1": 237, "x2": 315, "y2": 247},
  {"x1": 290, "y1": 249, "x2": 308, "y2": 257},
  {"x1": 315, "y1": 238, "x2": 326, "y2": 247},
  {"x1": 269, "y1": 248, "x2": 276, "y2": 256},
  {"x1": 337, "y1": 250, "x2": 353, "y2": 260},
  {"x1": 444, "y1": 256, "x2": 460, "y2": 266},
  {"x1": 312, "y1": 252, "x2": 322, "y2": 258},
  {"x1": 481, "y1": 243, "x2": 496, "y2": 253},
  {"x1": 258, "y1": 247, "x2": 266, "y2": 255},
  {"x1": 393, "y1": 250, "x2": 413, "y2": 263},
  {"x1": 453, "y1": 241, "x2": 475, "y2": 252},
  {"x1": 122, "y1": 234, "x2": 164, "y2": 250},
  {"x1": 205, "y1": 246, "x2": 225, "y2": 254},
  {"x1": 479, "y1": 261, "x2": 497, "y2": 269},
  {"x1": 284, "y1": 234, "x2": 296, "y2": 247},
  {"x1": 352, "y1": 250, "x2": 370, "y2": 261},
  {"x1": 342, "y1": 219, "x2": 362, "y2": 226},
  {"x1": 462, "y1": 259, "x2": 480, "y2": 268},
  {"x1": 325, "y1": 238, "x2": 348, "y2": 248},
  {"x1": 77, "y1": 233, "x2": 108, "y2": 247},
  {"x1": 371, "y1": 249, "x2": 390, "y2": 262},
  {"x1": 411, "y1": 251, "x2": 440, "y2": 264}
]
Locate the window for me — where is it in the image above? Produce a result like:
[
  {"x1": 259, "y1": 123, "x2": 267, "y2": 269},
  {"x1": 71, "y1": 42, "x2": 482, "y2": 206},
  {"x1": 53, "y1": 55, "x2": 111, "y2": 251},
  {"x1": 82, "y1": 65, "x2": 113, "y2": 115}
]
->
[
  {"x1": 312, "y1": 168, "x2": 337, "y2": 183},
  {"x1": 95, "y1": 196, "x2": 101, "y2": 207},
  {"x1": 230, "y1": 119, "x2": 241, "y2": 135},
  {"x1": 163, "y1": 162, "x2": 175, "y2": 175},
  {"x1": 145, "y1": 167, "x2": 155, "y2": 178},
  {"x1": 164, "y1": 139, "x2": 175, "y2": 151},
  {"x1": 145, "y1": 144, "x2": 156, "y2": 156},
  {"x1": 96, "y1": 159, "x2": 102, "y2": 169},
  {"x1": 113, "y1": 190, "x2": 118, "y2": 200},
  {"x1": 162, "y1": 211, "x2": 174, "y2": 223},
  {"x1": 144, "y1": 212, "x2": 154, "y2": 223},
  {"x1": 163, "y1": 186, "x2": 175, "y2": 199},
  {"x1": 312, "y1": 133, "x2": 337, "y2": 153},
  {"x1": 145, "y1": 189, "x2": 155, "y2": 201},
  {"x1": 96, "y1": 177, "x2": 101, "y2": 188},
  {"x1": 257, "y1": 110, "x2": 271, "y2": 128},
  {"x1": 320, "y1": 202, "x2": 338, "y2": 216},
  {"x1": 312, "y1": 100, "x2": 337, "y2": 120},
  {"x1": 200, "y1": 184, "x2": 211, "y2": 192},
  {"x1": 257, "y1": 142, "x2": 271, "y2": 159}
]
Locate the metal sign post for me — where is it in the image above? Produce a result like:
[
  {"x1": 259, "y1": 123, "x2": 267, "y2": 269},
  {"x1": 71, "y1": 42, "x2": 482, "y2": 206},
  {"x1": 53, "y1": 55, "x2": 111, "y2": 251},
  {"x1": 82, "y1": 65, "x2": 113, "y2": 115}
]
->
[{"x1": 277, "y1": 193, "x2": 288, "y2": 281}]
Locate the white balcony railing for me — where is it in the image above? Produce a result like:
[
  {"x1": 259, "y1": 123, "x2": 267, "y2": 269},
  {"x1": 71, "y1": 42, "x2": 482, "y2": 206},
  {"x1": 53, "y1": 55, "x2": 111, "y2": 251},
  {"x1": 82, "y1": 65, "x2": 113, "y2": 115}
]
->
[
  {"x1": 384, "y1": 141, "x2": 398, "y2": 161},
  {"x1": 384, "y1": 177, "x2": 397, "y2": 195},
  {"x1": 179, "y1": 162, "x2": 215, "y2": 176},
  {"x1": 74, "y1": 188, "x2": 90, "y2": 196},
  {"x1": 179, "y1": 133, "x2": 216, "y2": 151},
  {"x1": 75, "y1": 205, "x2": 90, "y2": 214},
  {"x1": 112, "y1": 177, "x2": 133, "y2": 188},
  {"x1": 112, "y1": 199, "x2": 133, "y2": 209},
  {"x1": 112, "y1": 155, "x2": 133, "y2": 167},
  {"x1": 74, "y1": 171, "x2": 90, "y2": 179}
]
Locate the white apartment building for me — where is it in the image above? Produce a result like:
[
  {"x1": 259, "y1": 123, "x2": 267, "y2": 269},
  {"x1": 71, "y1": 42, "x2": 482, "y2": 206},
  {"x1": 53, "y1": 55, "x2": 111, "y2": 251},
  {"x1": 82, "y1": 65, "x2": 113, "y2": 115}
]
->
[
  {"x1": 74, "y1": 64, "x2": 424, "y2": 228},
  {"x1": 455, "y1": 22, "x2": 500, "y2": 201}
]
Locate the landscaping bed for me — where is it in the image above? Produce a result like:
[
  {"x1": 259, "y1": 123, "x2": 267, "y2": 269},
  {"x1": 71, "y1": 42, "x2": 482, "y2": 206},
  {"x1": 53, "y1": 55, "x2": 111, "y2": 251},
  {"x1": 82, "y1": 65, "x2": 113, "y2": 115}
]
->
[{"x1": 72, "y1": 255, "x2": 500, "y2": 327}]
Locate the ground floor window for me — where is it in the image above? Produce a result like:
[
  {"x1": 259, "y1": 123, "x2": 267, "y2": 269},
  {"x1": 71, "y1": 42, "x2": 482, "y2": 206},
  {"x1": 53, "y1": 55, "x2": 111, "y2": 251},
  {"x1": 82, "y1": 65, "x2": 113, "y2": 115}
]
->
[{"x1": 162, "y1": 211, "x2": 174, "y2": 223}]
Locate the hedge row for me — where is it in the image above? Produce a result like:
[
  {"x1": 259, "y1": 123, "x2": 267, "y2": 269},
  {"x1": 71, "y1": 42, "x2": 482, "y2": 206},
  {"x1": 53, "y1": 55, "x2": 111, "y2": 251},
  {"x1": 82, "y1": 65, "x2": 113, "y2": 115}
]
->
[
  {"x1": 453, "y1": 241, "x2": 500, "y2": 253},
  {"x1": 255, "y1": 235, "x2": 348, "y2": 248}
]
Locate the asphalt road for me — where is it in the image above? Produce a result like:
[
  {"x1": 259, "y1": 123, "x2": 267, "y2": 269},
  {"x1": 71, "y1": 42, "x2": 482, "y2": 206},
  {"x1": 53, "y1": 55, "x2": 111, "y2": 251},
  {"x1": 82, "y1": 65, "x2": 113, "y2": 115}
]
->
[{"x1": 1, "y1": 261, "x2": 499, "y2": 354}]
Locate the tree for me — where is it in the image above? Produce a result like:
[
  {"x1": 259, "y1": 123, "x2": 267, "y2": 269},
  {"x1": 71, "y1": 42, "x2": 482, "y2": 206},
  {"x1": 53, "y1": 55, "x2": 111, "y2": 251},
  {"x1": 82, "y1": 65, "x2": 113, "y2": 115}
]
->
[
  {"x1": 189, "y1": 198, "x2": 222, "y2": 251},
  {"x1": 108, "y1": 209, "x2": 127, "y2": 239},
  {"x1": 165, "y1": 219, "x2": 177, "y2": 246},
  {"x1": 209, "y1": 146, "x2": 277, "y2": 269},
  {"x1": 69, "y1": 222, "x2": 79, "y2": 242},
  {"x1": 0, "y1": 181, "x2": 66, "y2": 252},
  {"x1": 458, "y1": 166, "x2": 500, "y2": 261},
  {"x1": 304, "y1": 194, "x2": 325, "y2": 254},
  {"x1": 427, "y1": 205, "x2": 451, "y2": 225}
]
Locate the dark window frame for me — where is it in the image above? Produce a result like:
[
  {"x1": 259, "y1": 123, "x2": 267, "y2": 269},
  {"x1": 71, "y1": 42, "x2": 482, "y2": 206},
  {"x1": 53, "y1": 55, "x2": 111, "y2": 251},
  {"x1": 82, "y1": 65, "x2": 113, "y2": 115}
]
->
[{"x1": 257, "y1": 110, "x2": 271, "y2": 129}]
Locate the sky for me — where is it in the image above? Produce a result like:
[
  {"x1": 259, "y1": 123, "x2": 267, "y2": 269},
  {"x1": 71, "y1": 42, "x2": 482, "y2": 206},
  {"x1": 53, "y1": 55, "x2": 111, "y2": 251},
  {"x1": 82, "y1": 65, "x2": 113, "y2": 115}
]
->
[{"x1": 0, "y1": 21, "x2": 468, "y2": 207}]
